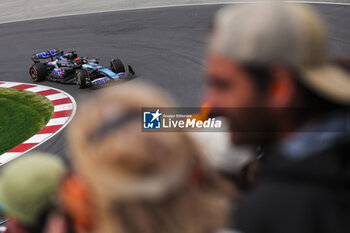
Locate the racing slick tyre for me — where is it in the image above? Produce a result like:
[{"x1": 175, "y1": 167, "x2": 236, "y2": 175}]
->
[
  {"x1": 111, "y1": 59, "x2": 125, "y2": 73},
  {"x1": 76, "y1": 69, "x2": 89, "y2": 89},
  {"x1": 29, "y1": 63, "x2": 46, "y2": 82}
]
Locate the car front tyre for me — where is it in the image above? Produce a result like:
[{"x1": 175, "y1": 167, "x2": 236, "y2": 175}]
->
[
  {"x1": 76, "y1": 69, "x2": 89, "y2": 89},
  {"x1": 111, "y1": 59, "x2": 125, "y2": 73}
]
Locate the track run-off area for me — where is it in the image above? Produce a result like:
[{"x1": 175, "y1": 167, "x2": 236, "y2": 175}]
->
[{"x1": 0, "y1": 82, "x2": 76, "y2": 165}]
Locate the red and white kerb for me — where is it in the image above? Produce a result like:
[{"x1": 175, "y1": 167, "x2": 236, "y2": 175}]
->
[{"x1": 0, "y1": 81, "x2": 76, "y2": 165}]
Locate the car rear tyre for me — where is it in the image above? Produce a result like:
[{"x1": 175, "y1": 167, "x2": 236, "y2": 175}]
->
[
  {"x1": 29, "y1": 63, "x2": 46, "y2": 82},
  {"x1": 111, "y1": 59, "x2": 125, "y2": 73},
  {"x1": 76, "y1": 69, "x2": 89, "y2": 89}
]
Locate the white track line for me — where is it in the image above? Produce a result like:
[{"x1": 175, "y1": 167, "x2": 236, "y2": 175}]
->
[
  {"x1": 0, "y1": 82, "x2": 20, "y2": 88},
  {"x1": 54, "y1": 103, "x2": 74, "y2": 112},
  {"x1": 24, "y1": 134, "x2": 52, "y2": 144},
  {"x1": 25, "y1": 86, "x2": 51, "y2": 93},
  {"x1": 46, "y1": 117, "x2": 70, "y2": 126},
  {"x1": 0, "y1": 1, "x2": 348, "y2": 25},
  {"x1": 0, "y1": 153, "x2": 21, "y2": 162},
  {"x1": 46, "y1": 93, "x2": 69, "y2": 101}
]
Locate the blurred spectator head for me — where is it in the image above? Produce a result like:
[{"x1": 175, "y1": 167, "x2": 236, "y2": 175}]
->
[
  {"x1": 205, "y1": 1, "x2": 350, "y2": 146},
  {"x1": 0, "y1": 153, "x2": 67, "y2": 233},
  {"x1": 65, "y1": 81, "x2": 228, "y2": 233},
  {"x1": 331, "y1": 57, "x2": 350, "y2": 72}
]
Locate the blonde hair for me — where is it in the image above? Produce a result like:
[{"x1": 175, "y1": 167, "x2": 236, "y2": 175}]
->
[{"x1": 68, "y1": 81, "x2": 228, "y2": 233}]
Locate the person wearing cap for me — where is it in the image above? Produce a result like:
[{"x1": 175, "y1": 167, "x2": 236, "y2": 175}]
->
[
  {"x1": 205, "y1": 1, "x2": 350, "y2": 233},
  {"x1": 64, "y1": 81, "x2": 229, "y2": 233},
  {"x1": 0, "y1": 153, "x2": 68, "y2": 233}
]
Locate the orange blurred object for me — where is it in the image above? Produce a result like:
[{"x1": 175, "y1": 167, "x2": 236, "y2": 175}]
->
[
  {"x1": 189, "y1": 103, "x2": 211, "y2": 122},
  {"x1": 60, "y1": 174, "x2": 94, "y2": 231}
]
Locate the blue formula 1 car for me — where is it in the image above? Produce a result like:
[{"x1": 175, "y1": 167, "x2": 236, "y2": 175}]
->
[{"x1": 29, "y1": 49, "x2": 135, "y2": 88}]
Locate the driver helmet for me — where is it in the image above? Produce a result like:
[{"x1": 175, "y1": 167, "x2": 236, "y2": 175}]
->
[{"x1": 75, "y1": 57, "x2": 82, "y2": 66}]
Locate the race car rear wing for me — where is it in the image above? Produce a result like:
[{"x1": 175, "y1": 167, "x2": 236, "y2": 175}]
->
[{"x1": 32, "y1": 49, "x2": 63, "y2": 62}]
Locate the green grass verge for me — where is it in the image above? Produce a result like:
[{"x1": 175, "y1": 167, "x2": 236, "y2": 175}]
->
[{"x1": 0, "y1": 87, "x2": 54, "y2": 155}]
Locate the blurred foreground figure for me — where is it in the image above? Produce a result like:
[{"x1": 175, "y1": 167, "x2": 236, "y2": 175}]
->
[
  {"x1": 65, "y1": 82, "x2": 228, "y2": 233},
  {"x1": 206, "y1": 1, "x2": 350, "y2": 233},
  {"x1": 0, "y1": 153, "x2": 67, "y2": 233}
]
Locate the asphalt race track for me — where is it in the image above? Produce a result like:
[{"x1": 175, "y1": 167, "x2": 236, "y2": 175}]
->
[{"x1": 0, "y1": 4, "x2": 349, "y2": 159}]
